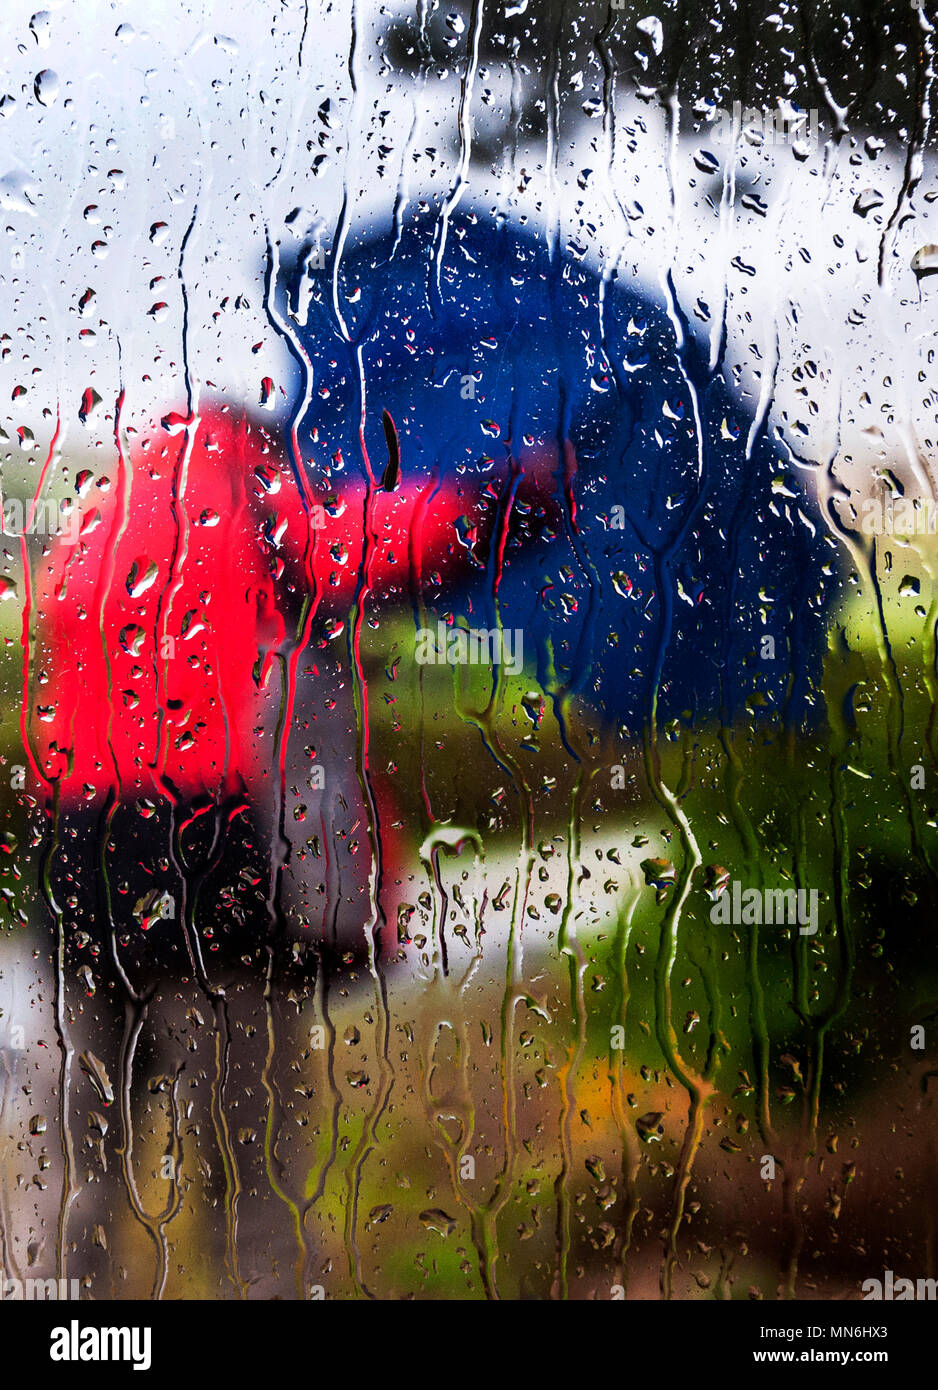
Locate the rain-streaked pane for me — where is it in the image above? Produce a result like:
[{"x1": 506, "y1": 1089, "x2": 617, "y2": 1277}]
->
[{"x1": 0, "y1": 0, "x2": 936, "y2": 1308}]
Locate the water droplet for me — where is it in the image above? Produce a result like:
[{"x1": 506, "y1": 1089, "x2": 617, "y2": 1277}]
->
[
  {"x1": 126, "y1": 557, "x2": 158, "y2": 598},
  {"x1": 912, "y1": 246, "x2": 938, "y2": 279},
  {"x1": 33, "y1": 69, "x2": 58, "y2": 106},
  {"x1": 419, "y1": 1208, "x2": 457, "y2": 1237},
  {"x1": 79, "y1": 1051, "x2": 114, "y2": 1106}
]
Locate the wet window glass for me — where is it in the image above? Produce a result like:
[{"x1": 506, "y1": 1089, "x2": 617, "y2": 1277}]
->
[{"x1": 0, "y1": 0, "x2": 936, "y2": 1311}]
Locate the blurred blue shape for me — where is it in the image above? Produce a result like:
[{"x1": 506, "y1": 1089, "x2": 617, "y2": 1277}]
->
[{"x1": 276, "y1": 212, "x2": 836, "y2": 739}]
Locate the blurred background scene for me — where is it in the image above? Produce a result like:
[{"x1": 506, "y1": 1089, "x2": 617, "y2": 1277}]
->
[{"x1": 1, "y1": 0, "x2": 938, "y2": 1300}]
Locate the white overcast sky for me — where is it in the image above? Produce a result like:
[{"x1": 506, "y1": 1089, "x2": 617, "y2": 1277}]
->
[{"x1": 0, "y1": 0, "x2": 934, "y2": 517}]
